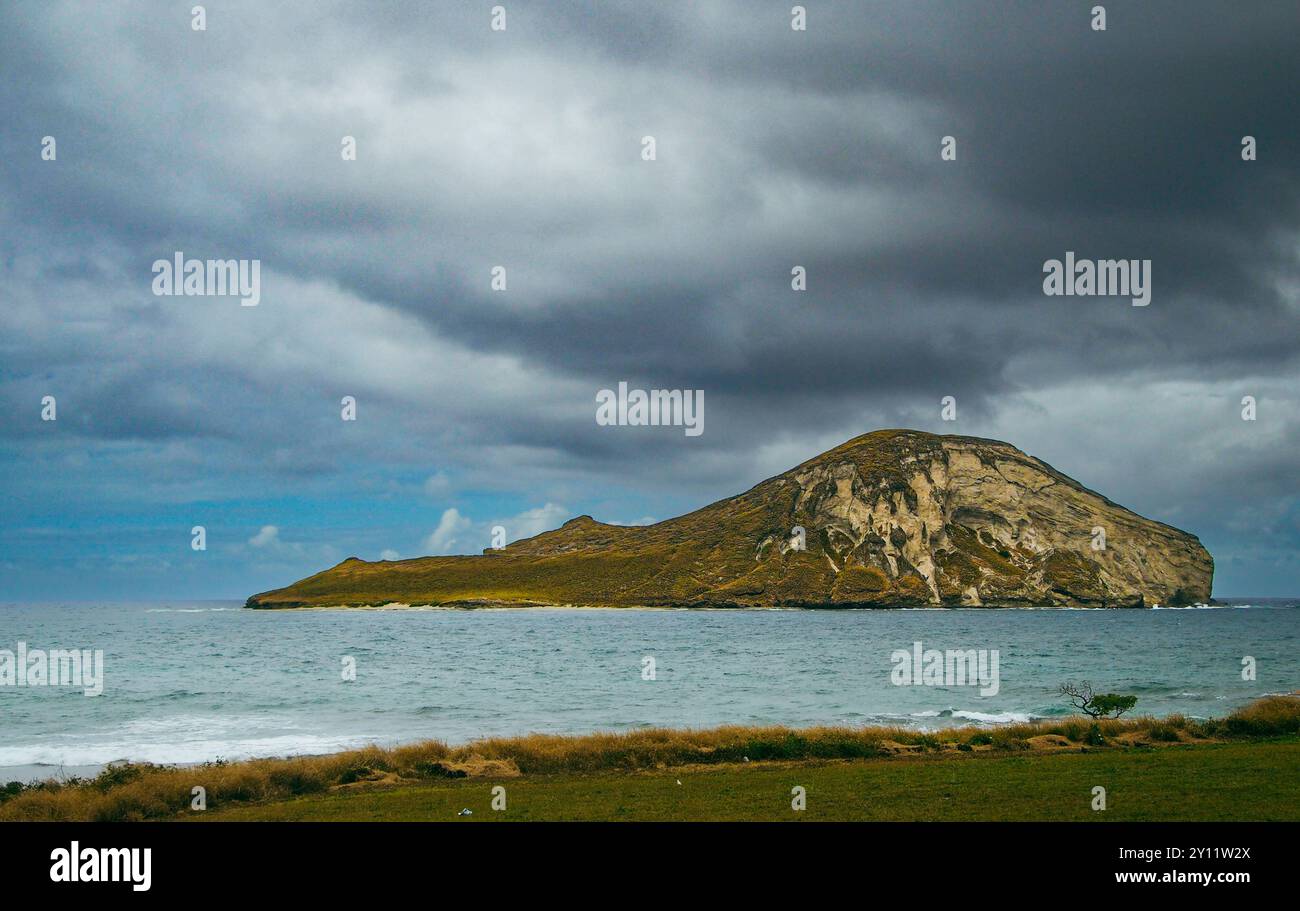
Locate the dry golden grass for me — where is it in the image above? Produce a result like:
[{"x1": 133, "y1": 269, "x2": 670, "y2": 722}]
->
[{"x1": 2, "y1": 696, "x2": 1296, "y2": 822}]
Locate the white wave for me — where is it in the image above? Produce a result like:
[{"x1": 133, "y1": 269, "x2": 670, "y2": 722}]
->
[
  {"x1": 0, "y1": 712, "x2": 395, "y2": 771},
  {"x1": 1152, "y1": 603, "x2": 1248, "y2": 610},
  {"x1": 950, "y1": 710, "x2": 1034, "y2": 724},
  {"x1": 145, "y1": 607, "x2": 236, "y2": 613},
  {"x1": 0, "y1": 732, "x2": 386, "y2": 770}
]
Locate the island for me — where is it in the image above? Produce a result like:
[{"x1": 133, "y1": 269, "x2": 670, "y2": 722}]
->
[{"x1": 246, "y1": 429, "x2": 1213, "y2": 609}]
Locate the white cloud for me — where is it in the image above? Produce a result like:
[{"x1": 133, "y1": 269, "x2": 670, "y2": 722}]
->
[
  {"x1": 495, "y1": 502, "x2": 569, "y2": 544},
  {"x1": 239, "y1": 525, "x2": 340, "y2": 566},
  {"x1": 424, "y1": 508, "x2": 472, "y2": 555},
  {"x1": 417, "y1": 503, "x2": 569, "y2": 556},
  {"x1": 248, "y1": 525, "x2": 280, "y2": 548},
  {"x1": 379, "y1": 548, "x2": 400, "y2": 561}
]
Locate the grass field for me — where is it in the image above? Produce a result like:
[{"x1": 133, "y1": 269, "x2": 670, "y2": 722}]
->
[
  {"x1": 4, "y1": 696, "x2": 1297, "y2": 822},
  {"x1": 199, "y1": 739, "x2": 1300, "y2": 822}
]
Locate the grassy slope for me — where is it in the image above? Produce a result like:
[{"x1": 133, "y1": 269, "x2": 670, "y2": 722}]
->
[{"x1": 202, "y1": 739, "x2": 1300, "y2": 822}]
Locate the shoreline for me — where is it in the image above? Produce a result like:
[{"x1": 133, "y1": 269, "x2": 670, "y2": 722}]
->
[
  {"x1": 3, "y1": 696, "x2": 1296, "y2": 821},
  {"x1": 243, "y1": 600, "x2": 1233, "y2": 612},
  {"x1": 10, "y1": 596, "x2": 1293, "y2": 608},
  {"x1": 7, "y1": 691, "x2": 1294, "y2": 785}
]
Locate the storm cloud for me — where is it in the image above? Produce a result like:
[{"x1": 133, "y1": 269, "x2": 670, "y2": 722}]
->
[{"x1": 1, "y1": 1, "x2": 1297, "y2": 598}]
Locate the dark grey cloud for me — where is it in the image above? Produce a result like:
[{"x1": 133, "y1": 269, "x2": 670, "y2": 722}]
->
[{"x1": 0, "y1": 0, "x2": 1297, "y2": 597}]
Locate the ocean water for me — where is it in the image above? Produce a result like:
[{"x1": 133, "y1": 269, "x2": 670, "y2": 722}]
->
[{"x1": 1, "y1": 599, "x2": 1296, "y2": 782}]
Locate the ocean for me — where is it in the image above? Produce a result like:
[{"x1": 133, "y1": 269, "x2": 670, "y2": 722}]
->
[{"x1": 1, "y1": 599, "x2": 1296, "y2": 783}]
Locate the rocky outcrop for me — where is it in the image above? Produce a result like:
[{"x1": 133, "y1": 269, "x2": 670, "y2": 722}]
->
[{"x1": 246, "y1": 430, "x2": 1213, "y2": 609}]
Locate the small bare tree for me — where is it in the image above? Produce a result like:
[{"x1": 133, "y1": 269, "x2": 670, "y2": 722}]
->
[{"x1": 1060, "y1": 681, "x2": 1137, "y2": 718}]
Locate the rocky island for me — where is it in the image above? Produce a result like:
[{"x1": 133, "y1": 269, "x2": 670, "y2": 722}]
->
[{"x1": 246, "y1": 430, "x2": 1213, "y2": 609}]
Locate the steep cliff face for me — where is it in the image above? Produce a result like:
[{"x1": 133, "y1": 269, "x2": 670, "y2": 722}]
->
[
  {"x1": 751, "y1": 431, "x2": 1212, "y2": 607},
  {"x1": 246, "y1": 430, "x2": 1213, "y2": 609}
]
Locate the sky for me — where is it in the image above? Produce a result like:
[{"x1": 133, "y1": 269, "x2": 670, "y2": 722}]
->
[{"x1": 1, "y1": 0, "x2": 1297, "y2": 600}]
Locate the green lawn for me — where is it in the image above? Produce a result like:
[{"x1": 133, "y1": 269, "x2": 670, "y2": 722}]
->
[{"x1": 200, "y1": 738, "x2": 1300, "y2": 822}]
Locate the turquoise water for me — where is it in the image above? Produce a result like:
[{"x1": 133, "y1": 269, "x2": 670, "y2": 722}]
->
[{"x1": 1, "y1": 600, "x2": 1296, "y2": 782}]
